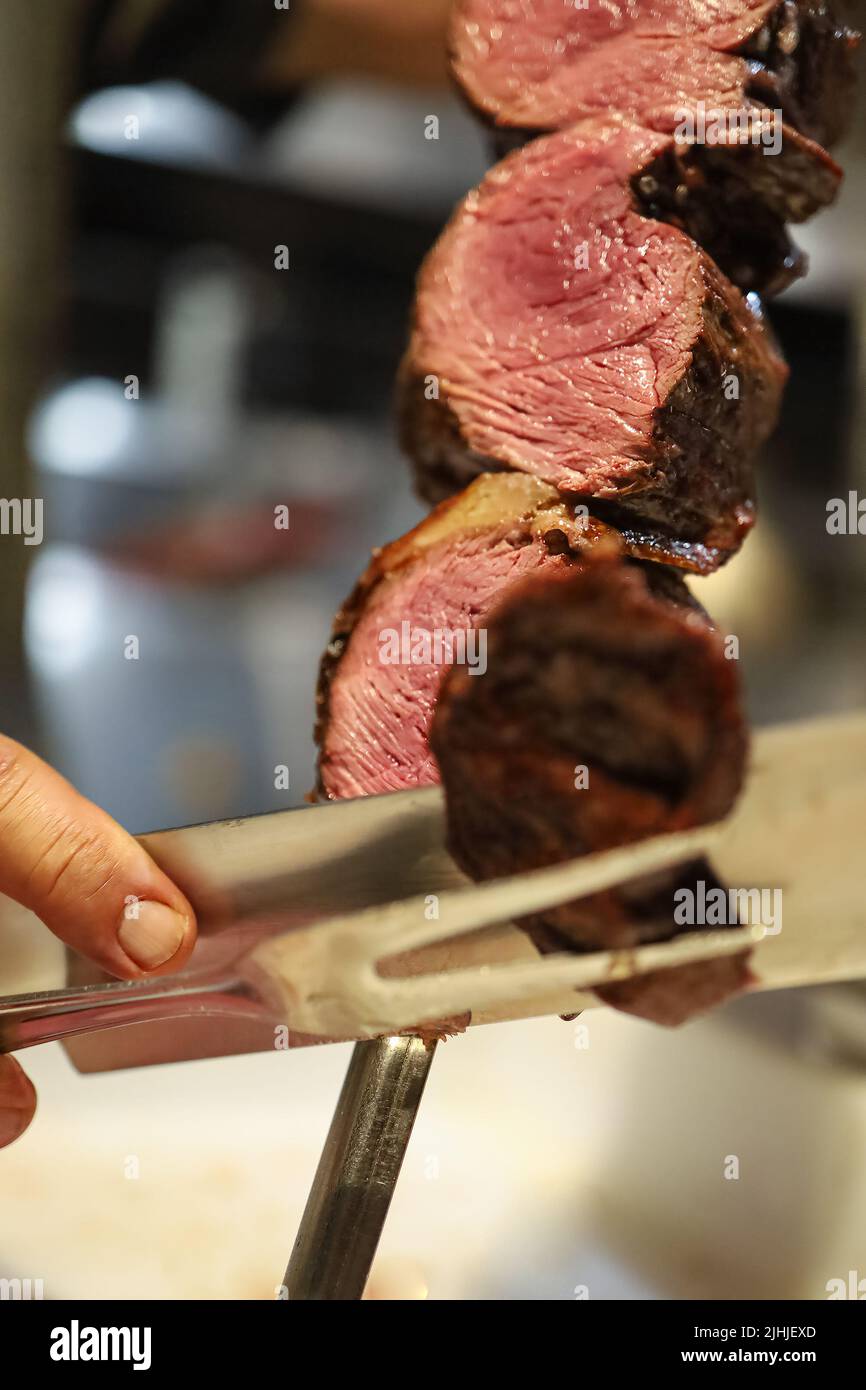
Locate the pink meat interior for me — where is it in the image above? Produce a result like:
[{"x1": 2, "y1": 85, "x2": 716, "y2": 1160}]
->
[
  {"x1": 320, "y1": 530, "x2": 572, "y2": 798},
  {"x1": 414, "y1": 122, "x2": 705, "y2": 494},
  {"x1": 451, "y1": 0, "x2": 778, "y2": 131}
]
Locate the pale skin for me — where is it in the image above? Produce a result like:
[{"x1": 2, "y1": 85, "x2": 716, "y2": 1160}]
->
[{"x1": 0, "y1": 736, "x2": 197, "y2": 1148}]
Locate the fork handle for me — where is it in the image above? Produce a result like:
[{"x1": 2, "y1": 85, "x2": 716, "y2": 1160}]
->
[{"x1": 0, "y1": 977, "x2": 255, "y2": 1053}]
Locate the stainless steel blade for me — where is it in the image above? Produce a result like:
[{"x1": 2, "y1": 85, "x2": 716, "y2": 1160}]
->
[{"x1": 0, "y1": 712, "x2": 860, "y2": 1070}]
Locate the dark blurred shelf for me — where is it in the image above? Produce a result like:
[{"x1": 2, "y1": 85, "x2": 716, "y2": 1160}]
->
[
  {"x1": 73, "y1": 147, "x2": 440, "y2": 276},
  {"x1": 69, "y1": 147, "x2": 445, "y2": 411}
]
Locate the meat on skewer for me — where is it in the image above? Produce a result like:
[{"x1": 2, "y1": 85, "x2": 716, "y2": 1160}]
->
[
  {"x1": 430, "y1": 553, "x2": 751, "y2": 1026},
  {"x1": 316, "y1": 473, "x2": 624, "y2": 799},
  {"x1": 399, "y1": 121, "x2": 789, "y2": 573},
  {"x1": 313, "y1": 1, "x2": 857, "y2": 1029},
  {"x1": 450, "y1": 0, "x2": 859, "y2": 151}
]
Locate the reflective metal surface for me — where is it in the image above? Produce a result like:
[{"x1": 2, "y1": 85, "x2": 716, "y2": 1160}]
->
[
  {"x1": 0, "y1": 711, "x2": 857, "y2": 1068},
  {"x1": 283, "y1": 1036, "x2": 436, "y2": 1301},
  {"x1": 138, "y1": 783, "x2": 459, "y2": 930}
]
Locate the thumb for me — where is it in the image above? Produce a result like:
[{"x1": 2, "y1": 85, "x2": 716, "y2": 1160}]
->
[{"x1": 0, "y1": 736, "x2": 196, "y2": 979}]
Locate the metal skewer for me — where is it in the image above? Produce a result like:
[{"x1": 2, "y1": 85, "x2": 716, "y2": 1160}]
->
[{"x1": 282, "y1": 1035, "x2": 437, "y2": 1300}]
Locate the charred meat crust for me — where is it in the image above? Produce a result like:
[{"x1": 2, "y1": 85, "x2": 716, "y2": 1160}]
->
[
  {"x1": 631, "y1": 125, "x2": 841, "y2": 296},
  {"x1": 595, "y1": 954, "x2": 755, "y2": 1027},
  {"x1": 633, "y1": 253, "x2": 786, "y2": 557},
  {"x1": 740, "y1": 0, "x2": 860, "y2": 149},
  {"x1": 429, "y1": 555, "x2": 751, "y2": 1025}
]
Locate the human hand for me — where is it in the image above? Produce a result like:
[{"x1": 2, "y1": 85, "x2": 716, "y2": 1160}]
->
[{"x1": 0, "y1": 736, "x2": 197, "y2": 1147}]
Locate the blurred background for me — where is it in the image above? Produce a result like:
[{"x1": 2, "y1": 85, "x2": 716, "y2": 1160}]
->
[{"x1": 0, "y1": 0, "x2": 864, "y2": 1300}]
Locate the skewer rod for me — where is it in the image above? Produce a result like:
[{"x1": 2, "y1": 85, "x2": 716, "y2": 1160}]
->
[{"x1": 282, "y1": 1035, "x2": 436, "y2": 1300}]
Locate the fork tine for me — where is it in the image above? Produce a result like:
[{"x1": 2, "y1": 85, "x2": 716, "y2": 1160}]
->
[
  {"x1": 363, "y1": 924, "x2": 756, "y2": 1032},
  {"x1": 360, "y1": 820, "x2": 723, "y2": 959}
]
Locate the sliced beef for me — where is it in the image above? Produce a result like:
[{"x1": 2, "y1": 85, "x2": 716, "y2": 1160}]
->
[
  {"x1": 450, "y1": 0, "x2": 859, "y2": 150},
  {"x1": 316, "y1": 473, "x2": 623, "y2": 799},
  {"x1": 429, "y1": 552, "x2": 752, "y2": 1026},
  {"x1": 399, "y1": 121, "x2": 788, "y2": 574}
]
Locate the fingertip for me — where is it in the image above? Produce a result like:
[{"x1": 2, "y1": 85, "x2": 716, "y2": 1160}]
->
[
  {"x1": 0, "y1": 1056, "x2": 37, "y2": 1149},
  {"x1": 116, "y1": 899, "x2": 195, "y2": 975}
]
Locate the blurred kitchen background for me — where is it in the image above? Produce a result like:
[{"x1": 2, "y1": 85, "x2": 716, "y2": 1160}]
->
[{"x1": 0, "y1": 0, "x2": 864, "y2": 1300}]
